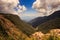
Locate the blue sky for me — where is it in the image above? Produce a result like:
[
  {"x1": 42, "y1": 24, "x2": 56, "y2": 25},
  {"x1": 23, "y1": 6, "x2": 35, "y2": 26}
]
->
[
  {"x1": 19, "y1": 0, "x2": 40, "y2": 21},
  {"x1": 20, "y1": 0, "x2": 36, "y2": 9},
  {"x1": 19, "y1": 0, "x2": 59, "y2": 21},
  {"x1": 19, "y1": 0, "x2": 46, "y2": 22},
  {"x1": 19, "y1": 0, "x2": 37, "y2": 14}
]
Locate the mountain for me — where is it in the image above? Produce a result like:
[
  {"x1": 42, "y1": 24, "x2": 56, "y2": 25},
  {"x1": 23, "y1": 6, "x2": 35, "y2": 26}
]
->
[
  {"x1": 0, "y1": 15, "x2": 29, "y2": 40},
  {"x1": 29, "y1": 16, "x2": 47, "y2": 27},
  {"x1": 0, "y1": 13, "x2": 36, "y2": 35},
  {"x1": 29, "y1": 10, "x2": 60, "y2": 27},
  {"x1": 37, "y1": 10, "x2": 60, "y2": 33},
  {"x1": 0, "y1": 13, "x2": 36, "y2": 40},
  {"x1": 38, "y1": 18, "x2": 60, "y2": 34}
]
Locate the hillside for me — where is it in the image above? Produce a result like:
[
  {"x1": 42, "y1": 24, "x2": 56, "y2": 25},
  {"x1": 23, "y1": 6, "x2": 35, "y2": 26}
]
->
[
  {"x1": 0, "y1": 13, "x2": 37, "y2": 40},
  {"x1": 0, "y1": 11, "x2": 60, "y2": 40},
  {"x1": 29, "y1": 10, "x2": 60, "y2": 27},
  {"x1": 0, "y1": 15, "x2": 30, "y2": 40},
  {"x1": 38, "y1": 18, "x2": 60, "y2": 33},
  {"x1": 29, "y1": 16, "x2": 47, "y2": 27},
  {"x1": 0, "y1": 13, "x2": 36, "y2": 35}
]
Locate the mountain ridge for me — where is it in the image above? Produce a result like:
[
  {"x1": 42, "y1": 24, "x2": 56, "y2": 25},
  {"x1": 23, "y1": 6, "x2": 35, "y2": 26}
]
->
[
  {"x1": 38, "y1": 18, "x2": 60, "y2": 33},
  {"x1": 0, "y1": 13, "x2": 36, "y2": 35},
  {"x1": 0, "y1": 15, "x2": 29, "y2": 40},
  {"x1": 29, "y1": 10, "x2": 60, "y2": 27}
]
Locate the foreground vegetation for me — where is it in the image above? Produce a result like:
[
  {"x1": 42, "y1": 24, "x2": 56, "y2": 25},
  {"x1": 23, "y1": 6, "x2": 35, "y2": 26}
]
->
[
  {"x1": 30, "y1": 29, "x2": 60, "y2": 40},
  {"x1": 0, "y1": 29, "x2": 60, "y2": 40}
]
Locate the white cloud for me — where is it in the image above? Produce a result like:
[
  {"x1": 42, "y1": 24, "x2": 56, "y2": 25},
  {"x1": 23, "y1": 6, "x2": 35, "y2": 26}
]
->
[
  {"x1": 20, "y1": 13, "x2": 45, "y2": 17},
  {"x1": 20, "y1": 13, "x2": 45, "y2": 22},
  {"x1": 0, "y1": 0, "x2": 27, "y2": 16},
  {"x1": 18, "y1": 5, "x2": 26, "y2": 14},
  {"x1": 32, "y1": 0, "x2": 60, "y2": 16}
]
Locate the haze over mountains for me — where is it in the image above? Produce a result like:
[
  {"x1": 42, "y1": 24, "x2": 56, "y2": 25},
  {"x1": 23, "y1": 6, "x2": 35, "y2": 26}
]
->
[{"x1": 29, "y1": 10, "x2": 60, "y2": 27}]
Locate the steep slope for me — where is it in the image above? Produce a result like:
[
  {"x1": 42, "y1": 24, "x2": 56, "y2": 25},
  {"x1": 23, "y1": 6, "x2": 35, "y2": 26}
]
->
[
  {"x1": 29, "y1": 10, "x2": 60, "y2": 27},
  {"x1": 29, "y1": 16, "x2": 47, "y2": 27},
  {"x1": 38, "y1": 18, "x2": 60, "y2": 33},
  {"x1": 0, "y1": 15, "x2": 30, "y2": 40},
  {"x1": 0, "y1": 13, "x2": 36, "y2": 36}
]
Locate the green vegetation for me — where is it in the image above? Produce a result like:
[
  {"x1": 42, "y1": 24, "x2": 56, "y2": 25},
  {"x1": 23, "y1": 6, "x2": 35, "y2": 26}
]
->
[
  {"x1": 0, "y1": 13, "x2": 36, "y2": 35},
  {"x1": 0, "y1": 13, "x2": 60, "y2": 40},
  {"x1": 38, "y1": 18, "x2": 60, "y2": 33},
  {"x1": 0, "y1": 15, "x2": 30, "y2": 40}
]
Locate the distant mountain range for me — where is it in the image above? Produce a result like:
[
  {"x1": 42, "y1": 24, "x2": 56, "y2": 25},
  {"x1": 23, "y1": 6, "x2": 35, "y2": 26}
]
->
[
  {"x1": 38, "y1": 18, "x2": 60, "y2": 33},
  {"x1": 29, "y1": 10, "x2": 60, "y2": 28}
]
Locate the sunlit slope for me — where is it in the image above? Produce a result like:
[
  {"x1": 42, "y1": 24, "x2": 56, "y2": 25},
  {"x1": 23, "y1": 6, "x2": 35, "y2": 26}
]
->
[
  {"x1": 0, "y1": 13, "x2": 36, "y2": 35},
  {"x1": 0, "y1": 15, "x2": 30, "y2": 40}
]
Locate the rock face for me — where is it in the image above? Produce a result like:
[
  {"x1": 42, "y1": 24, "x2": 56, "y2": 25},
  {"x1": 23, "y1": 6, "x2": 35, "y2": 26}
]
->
[{"x1": 29, "y1": 10, "x2": 60, "y2": 27}]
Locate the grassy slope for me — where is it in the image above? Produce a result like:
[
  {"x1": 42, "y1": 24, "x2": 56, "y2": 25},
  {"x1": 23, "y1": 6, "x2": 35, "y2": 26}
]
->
[
  {"x1": 0, "y1": 15, "x2": 31, "y2": 40},
  {"x1": 0, "y1": 13, "x2": 36, "y2": 36},
  {"x1": 38, "y1": 18, "x2": 60, "y2": 33},
  {"x1": 29, "y1": 10, "x2": 60, "y2": 27}
]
